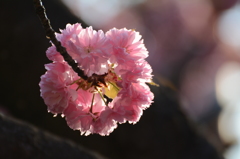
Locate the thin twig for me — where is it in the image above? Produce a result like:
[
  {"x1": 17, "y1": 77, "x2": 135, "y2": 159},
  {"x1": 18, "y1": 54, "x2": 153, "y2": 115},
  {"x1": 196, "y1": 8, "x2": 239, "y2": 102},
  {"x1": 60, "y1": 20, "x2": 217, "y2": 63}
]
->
[{"x1": 33, "y1": 0, "x2": 88, "y2": 80}]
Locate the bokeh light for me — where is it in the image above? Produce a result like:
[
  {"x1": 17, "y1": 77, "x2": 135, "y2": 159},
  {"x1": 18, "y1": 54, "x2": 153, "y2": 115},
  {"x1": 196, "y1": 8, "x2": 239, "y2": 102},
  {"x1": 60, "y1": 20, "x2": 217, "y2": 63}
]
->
[
  {"x1": 62, "y1": 0, "x2": 146, "y2": 27},
  {"x1": 218, "y1": 3, "x2": 240, "y2": 52}
]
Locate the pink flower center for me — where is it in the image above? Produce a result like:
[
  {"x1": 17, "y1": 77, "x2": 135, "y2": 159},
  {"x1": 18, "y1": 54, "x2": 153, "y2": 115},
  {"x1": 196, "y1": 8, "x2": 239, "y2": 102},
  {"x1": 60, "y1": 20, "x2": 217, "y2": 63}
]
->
[{"x1": 85, "y1": 46, "x2": 92, "y2": 54}]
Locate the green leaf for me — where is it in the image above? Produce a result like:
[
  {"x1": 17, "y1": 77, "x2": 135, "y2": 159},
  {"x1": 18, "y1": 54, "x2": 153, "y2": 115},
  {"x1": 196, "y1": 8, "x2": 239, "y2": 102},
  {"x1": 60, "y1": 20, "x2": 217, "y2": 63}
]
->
[{"x1": 104, "y1": 82, "x2": 120, "y2": 99}]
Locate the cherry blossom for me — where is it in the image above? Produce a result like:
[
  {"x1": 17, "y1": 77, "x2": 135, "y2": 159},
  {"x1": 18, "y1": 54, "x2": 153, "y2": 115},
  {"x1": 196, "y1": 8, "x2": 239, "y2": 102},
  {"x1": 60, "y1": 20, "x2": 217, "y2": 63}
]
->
[{"x1": 40, "y1": 23, "x2": 154, "y2": 136}]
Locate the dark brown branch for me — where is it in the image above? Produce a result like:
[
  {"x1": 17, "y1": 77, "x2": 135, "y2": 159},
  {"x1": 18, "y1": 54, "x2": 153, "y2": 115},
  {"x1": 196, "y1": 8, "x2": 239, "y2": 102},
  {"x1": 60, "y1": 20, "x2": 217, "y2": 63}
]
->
[{"x1": 33, "y1": 0, "x2": 88, "y2": 80}]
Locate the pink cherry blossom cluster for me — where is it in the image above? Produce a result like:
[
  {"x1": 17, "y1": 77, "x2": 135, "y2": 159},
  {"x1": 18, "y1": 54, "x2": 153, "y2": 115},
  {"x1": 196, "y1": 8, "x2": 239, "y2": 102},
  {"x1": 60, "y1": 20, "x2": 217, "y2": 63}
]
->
[{"x1": 39, "y1": 23, "x2": 154, "y2": 136}]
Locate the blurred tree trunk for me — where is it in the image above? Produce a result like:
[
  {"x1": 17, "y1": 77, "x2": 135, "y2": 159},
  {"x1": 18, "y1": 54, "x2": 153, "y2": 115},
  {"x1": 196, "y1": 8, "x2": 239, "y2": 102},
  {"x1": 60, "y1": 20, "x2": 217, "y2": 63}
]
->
[{"x1": 0, "y1": 113, "x2": 104, "y2": 159}]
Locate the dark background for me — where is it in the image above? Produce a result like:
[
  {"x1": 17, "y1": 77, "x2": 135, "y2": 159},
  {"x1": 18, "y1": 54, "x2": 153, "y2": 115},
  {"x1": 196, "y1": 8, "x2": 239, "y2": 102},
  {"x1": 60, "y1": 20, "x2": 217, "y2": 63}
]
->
[{"x1": 1, "y1": 0, "x2": 239, "y2": 158}]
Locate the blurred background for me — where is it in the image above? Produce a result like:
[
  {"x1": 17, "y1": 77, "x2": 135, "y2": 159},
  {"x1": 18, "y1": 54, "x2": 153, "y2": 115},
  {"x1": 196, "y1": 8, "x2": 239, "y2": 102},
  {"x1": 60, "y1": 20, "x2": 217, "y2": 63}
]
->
[{"x1": 1, "y1": 0, "x2": 240, "y2": 158}]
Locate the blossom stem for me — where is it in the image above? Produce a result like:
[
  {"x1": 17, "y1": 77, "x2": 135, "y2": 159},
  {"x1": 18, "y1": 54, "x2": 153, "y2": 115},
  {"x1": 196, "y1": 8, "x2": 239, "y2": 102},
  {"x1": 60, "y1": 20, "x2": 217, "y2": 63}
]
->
[
  {"x1": 70, "y1": 79, "x2": 81, "y2": 85},
  {"x1": 96, "y1": 89, "x2": 108, "y2": 107},
  {"x1": 89, "y1": 93, "x2": 95, "y2": 113},
  {"x1": 33, "y1": 0, "x2": 88, "y2": 81},
  {"x1": 108, "y1": 81, "x2": 120, "y2": 91}
]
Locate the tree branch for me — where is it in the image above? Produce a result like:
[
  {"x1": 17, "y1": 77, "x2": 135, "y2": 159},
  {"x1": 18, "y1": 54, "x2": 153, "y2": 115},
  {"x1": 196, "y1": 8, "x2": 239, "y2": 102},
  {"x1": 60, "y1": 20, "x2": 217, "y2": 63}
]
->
[{"x1": 33, "y1": 0, "x2": 88, "y2": 80}]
